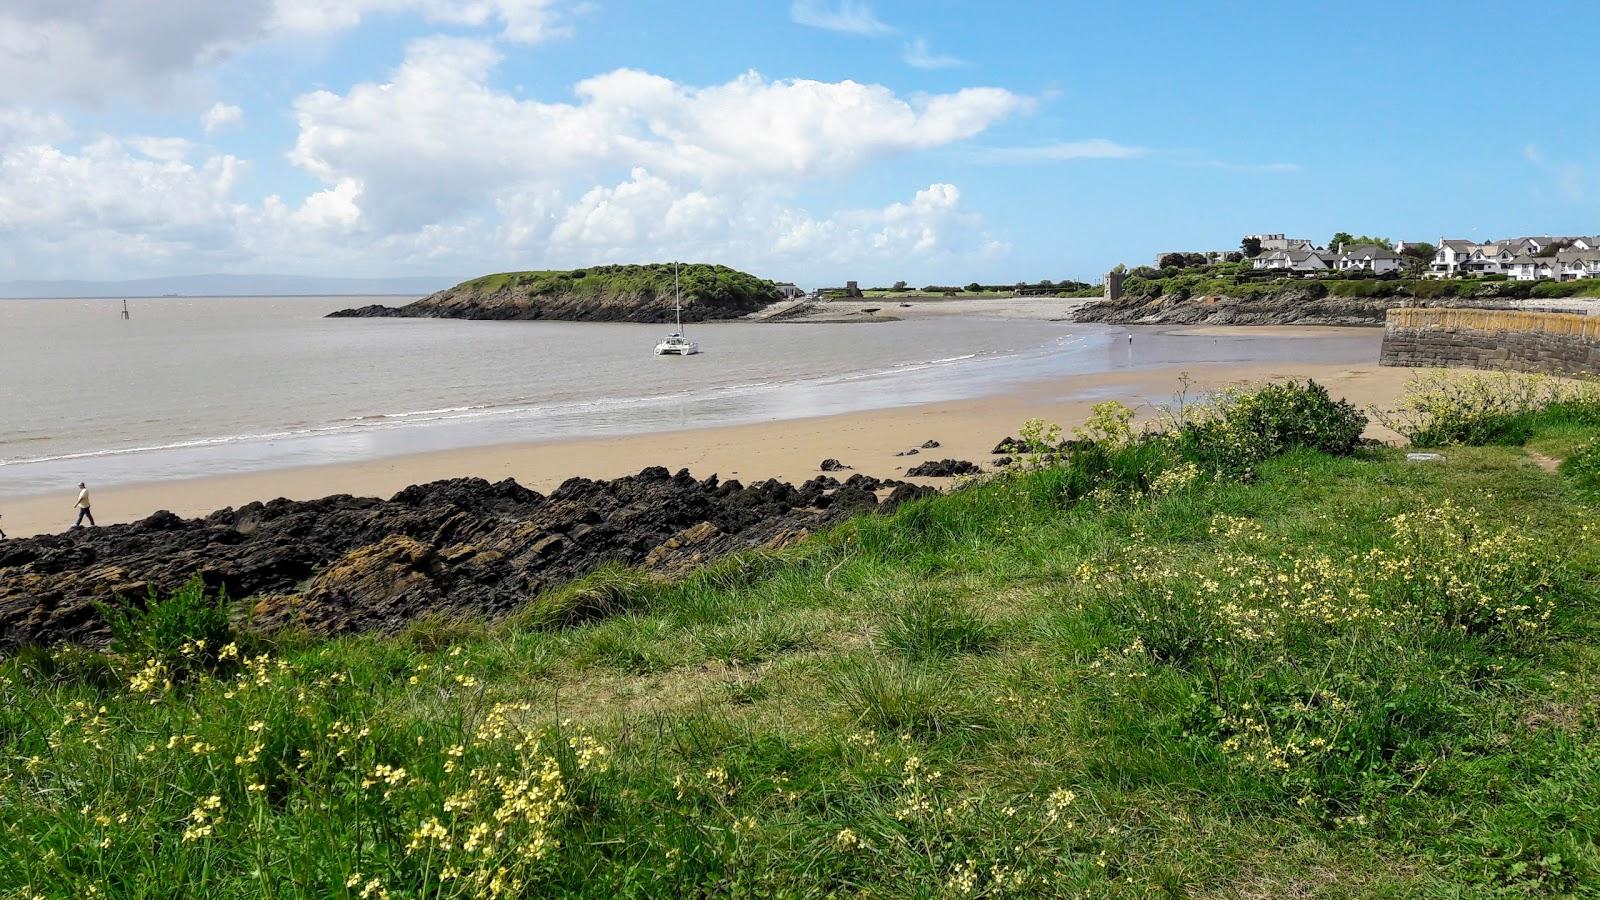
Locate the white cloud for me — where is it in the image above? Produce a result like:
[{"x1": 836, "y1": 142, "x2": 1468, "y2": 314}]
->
[
  {"x1": 271, "y1": 0, "x2": 575, "y2": 44},
  {"x1": 0, "y1": 1, "x2": 273, "y2": 104},
  {"x1": 287, "y1": 37, "x2": 1028, "y2": 230},
  {"x1": 0, "y1": 137, "x2": 250, "y2": 273},
  {"x1": 0, "y1": 108, "x2": 73, "y2": 147},
  {"x1": 902, "y1": 38, "x2": 965, "y2": 70},
  {"x1": 202, "y1": 102, "x2": 244, "y2": 133},
  {"x1": 0, "y1": 31, "x2": 1023, "y2": 279},
  {"x1": 0, "y1": 0, "x2": 578, "y2": 105},
  {"x1": 789, "y1": 0, "x2": 895, "y2": 36},
  {"x1": 982, "y1": 139, "x2": 1147, "y2": 163}
]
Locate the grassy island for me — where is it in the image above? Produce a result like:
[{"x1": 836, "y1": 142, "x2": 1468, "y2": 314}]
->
[{"x1": 4, "y1": 378, "x2": 1599, "y2": 896}]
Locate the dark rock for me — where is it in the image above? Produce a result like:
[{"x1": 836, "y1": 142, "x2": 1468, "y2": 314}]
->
[
  {"x1": 0, "y1": 464, "x2": 936, "y2": 650},
  {"x1": 993, "y1": 456, "x2": 1014, "y2": 468},
  {"x1": 895, "y1": 449, "x2": 919, "y2": 457},
  {"x1": 819, "y1": 458, "x2": 850, "y2": 472},
  {"x1": 883, "y1": 483, "x2": 936, "y2": 510},
  {"x1": 920, "y1": 439, "x2": 941, "y2": 449},
  {"x1": 326, "y1": 304, "x2": 407, "y2": 318},
  {"x1": 906, "y1": 459, "x2": 983, "y2": 478}
]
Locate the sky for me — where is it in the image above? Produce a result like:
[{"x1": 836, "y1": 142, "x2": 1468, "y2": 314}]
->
[{"x1": 0, "y1": 0, "x2": 1595, "y2": 287}]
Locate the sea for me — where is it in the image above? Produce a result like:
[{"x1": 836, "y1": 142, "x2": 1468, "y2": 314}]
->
[{"x1": 0, "y1": 296, "x2": 1378, "y2": 499}]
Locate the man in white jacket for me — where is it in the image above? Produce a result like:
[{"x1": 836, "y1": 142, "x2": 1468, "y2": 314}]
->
[{"x1": 74, "y1": 482, "x2": 95, "y2": 528}]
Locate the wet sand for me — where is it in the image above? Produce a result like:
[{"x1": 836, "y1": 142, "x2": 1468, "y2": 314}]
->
[{"x1": 0, "y1": 358, "x2": 1417, "y2": 538}]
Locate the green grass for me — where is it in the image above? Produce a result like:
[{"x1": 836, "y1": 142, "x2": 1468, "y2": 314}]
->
[{"x1": 5, "y1": 397, "x2": 1600, "y2": 895}]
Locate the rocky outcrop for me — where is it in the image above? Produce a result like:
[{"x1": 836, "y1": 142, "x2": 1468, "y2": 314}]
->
[
  {"x1": 1074, "y1": 292, "x2": 1395, "y2": 327},
  {"x1": 0, "y1": 468, "x2": 926, "y2": 651},
  {"x1": 906, "y1": 459, "x2": 983, "y2": 478},
  {"x1": 1073, "y1": 289, "x2": 1541, "y2": 328},
  {"x1": 328, "y1": 264, "x2": 781, "y2": 323}
]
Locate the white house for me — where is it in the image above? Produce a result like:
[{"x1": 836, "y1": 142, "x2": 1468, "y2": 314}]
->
[
  {"x1": 1431, "y1": 239, "x2": 1517, "y2": 277},
  {"x1": 1508, "y1": 249, "x2": 1600, "y2": 281},
  {"x1": 1336, "y1": 244, "x2": 1404, "y2": 275},
  {"x1": 1254, "y1": 248, "x2": 1336, "y2": 272},
  {"x1": 774, "y1": 282, "x2": 805, "y2": 299}
]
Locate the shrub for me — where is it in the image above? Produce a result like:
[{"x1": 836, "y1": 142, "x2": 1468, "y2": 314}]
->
[
  {"x1": 95, "y1": 577, "x2": 236, "y2": 676},
  {"x1": 1172, "y1": 380, "x2": 1367, "y2": 475},
  {"x1": 1375, "y1": 371, "x2": 1600, "y2": 447}
]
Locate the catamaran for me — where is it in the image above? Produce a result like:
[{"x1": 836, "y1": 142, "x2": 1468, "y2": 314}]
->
[{"x1": 655, "y1": 262, "x2": 700, "y2": 356}]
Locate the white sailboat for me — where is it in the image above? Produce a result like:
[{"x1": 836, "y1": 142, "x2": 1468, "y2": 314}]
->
[{"x1": 655, "y1": 262, "x2": 700, "y2": 356}]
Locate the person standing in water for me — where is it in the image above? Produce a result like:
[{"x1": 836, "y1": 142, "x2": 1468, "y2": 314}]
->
[{"x1": 73, "y1": 482, "x2": 96, "y2": 528}]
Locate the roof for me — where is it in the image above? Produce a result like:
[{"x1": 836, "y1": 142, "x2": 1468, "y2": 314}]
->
[
  {"x1": 1342, "y1": 244, "x2": 1399, "y2": 259},
  {"x1": 1440, "y1": 239, "x2": 1476, "y2": 251}
]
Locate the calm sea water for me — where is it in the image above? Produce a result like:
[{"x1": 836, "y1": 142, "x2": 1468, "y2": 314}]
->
[{"x1": 0, "y1": 296, "x2": 1377, "y2": 497}]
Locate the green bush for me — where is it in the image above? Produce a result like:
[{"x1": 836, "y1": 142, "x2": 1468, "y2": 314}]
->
[
  {"x1": 1172, "y1": 380, "x2": 1367, "y2": 475},
  {"x1": 1377, "y1": 372, "x2": 1600, "y2": 447},
  {"x1": 95, "y1": 578, "x2": 236, "y2": 676}
]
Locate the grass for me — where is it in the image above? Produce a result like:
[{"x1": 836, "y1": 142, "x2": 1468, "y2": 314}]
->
[
  {"x1": 4, "y1": 385, "x2": 1600, "y2": 896},
  {"x1": 455, "y1": 263, "x2": 780, "y2": 310}
]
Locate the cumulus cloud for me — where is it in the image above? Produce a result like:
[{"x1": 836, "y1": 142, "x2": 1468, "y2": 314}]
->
[
  {"x1": 287, "y1": 37, "x2": 1029, "y2": 230},
  {"x1": 789, "y1": 0, "x2": 895, "y2": 36},
  {"x1": 202, "y1": 102, "x2": 244, "y2": 133},
  {"x1": 0, "y1": 0, "x2": 578, "y2": 104},
  {"x1": 0, "y1": 30, "x2": 1023, "y2": 279},
  {"x1": 0, "y1": 1, "x2": 273, "y2": 104},
  {"x1": 0, "y1": 136, "x2": 251, "y2": 273}
]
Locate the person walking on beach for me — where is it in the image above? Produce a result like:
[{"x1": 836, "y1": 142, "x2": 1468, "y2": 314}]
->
[
  {"x1": 0, "y1": 509, "x2": 7, "y2": 539},
  {"x1": 73, "y1": 482, "x2": 96, "y2": 528}
]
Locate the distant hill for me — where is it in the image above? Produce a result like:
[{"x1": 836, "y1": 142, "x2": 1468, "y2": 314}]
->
[
  {"x1": 327, "y1": 264, "x2": 783, "y2": 323},
  {"x1": 0, "y1": 273, "x2": 459, "y2": 299}
]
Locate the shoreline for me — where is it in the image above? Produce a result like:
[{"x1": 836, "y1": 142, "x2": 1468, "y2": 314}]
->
[{"x1": 0, "y1": 359, "x2": 1416, "y2": 538}]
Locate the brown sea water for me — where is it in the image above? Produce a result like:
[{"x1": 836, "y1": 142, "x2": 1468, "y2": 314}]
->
[{"x1": 0, "y1": 296, "x2": 1378, "y2": 498}]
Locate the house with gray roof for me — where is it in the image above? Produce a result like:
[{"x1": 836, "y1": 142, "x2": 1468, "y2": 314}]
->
[{"x1": 1336, "y1": 244, "x2": 1403, "y2": 274}]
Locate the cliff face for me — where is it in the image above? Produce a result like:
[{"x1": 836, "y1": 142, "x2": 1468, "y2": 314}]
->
[
  {"x1": 1073, "y1": 291, "x2": 1395, "y2": 327},
  {"x1": 328, "y1": 264, "x2": 783, "y2": 323}
]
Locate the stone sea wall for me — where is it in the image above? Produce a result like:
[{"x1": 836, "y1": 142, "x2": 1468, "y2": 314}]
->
[{"x1": 1380, "y1": 307, "x2": 1600, "y2": 375}]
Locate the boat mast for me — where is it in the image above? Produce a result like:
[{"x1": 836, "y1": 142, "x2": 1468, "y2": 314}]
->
[{"x1": 674, "y1": 262, "x2": 682, "y2": 334}]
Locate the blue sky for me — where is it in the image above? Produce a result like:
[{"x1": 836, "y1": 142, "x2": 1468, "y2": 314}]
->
[{"x1": 0, "y1": 0, "x2": 1594, "y2": 285}]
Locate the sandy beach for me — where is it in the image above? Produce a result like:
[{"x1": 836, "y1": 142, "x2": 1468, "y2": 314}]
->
[{"x1": 0, "y1": 353, "x2": 1416, "y2": 539}]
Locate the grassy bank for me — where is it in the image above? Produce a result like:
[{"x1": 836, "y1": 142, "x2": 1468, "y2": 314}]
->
[
  {"x1": 457, "y1": 264, "x2": 780, "y2": 307},
  {"x1": 4, "y1": 383, "x2": 1599, "y2": 896}
]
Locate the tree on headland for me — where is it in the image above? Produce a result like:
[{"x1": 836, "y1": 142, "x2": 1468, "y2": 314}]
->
[
  {"x1": 1400, "y1": 242, "x2": 1435, "y2": 274},
  {"x1": 892, "y1": 280, "x2": 907, "y2": 291},
  {"x1": 1330, "y1": 232, "x2": 1392, "y2": 251},
  {"x1": 965, "y1": 282, "x2": 982, "y2": 293},
  {"x1": 1158, "y1": 252, "x2": 1187, "y2": 269},
  {"x1": 1241, "y1": 236, "x2": 1263, "y2": 258},
  {"x1": 1225, "y1": 251, "x2": 1244, "y2": 263},
  {"x1": 1536, "y1": 240, "x2": 1572, "y2": 258}
]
